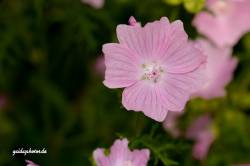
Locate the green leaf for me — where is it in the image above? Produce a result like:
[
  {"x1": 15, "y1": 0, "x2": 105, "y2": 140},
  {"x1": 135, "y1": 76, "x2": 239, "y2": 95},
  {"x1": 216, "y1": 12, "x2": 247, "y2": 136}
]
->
[
  {"x1": 183, "y1": 0, "x2": 205, "y2": 13},
  {"x1": 163, "y1": 0, "x2": 182, "y2": 6}
]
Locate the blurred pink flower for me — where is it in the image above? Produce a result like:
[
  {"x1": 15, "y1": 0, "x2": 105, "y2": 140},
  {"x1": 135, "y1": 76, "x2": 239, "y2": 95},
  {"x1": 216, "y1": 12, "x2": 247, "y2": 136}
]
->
[
  {"x1": 192, "y1": 39, "x2": 238, "y2": 99},
  {"x1": 0, "y1": 94, "x2": 7, "y2": 111},
  {"x1": 81, "y1": 0, "x2": 104, "y2": 9},
  {"x1": 186, "y1": 114, "x2": 215, "y2": 160},
  {"x1": 93, "y1": 138, "x2": 150, "y2": 166},
  {"x1": 102, "y1": 16, "x2": 206, "y2": 121},
  {"x1": 193, "y1": 0, "x2": 250, "y2": 47},
  {"x1": 25, "y1": 160, "x2": 39, "y2": 166},
  {"x1": 163, "y1": 111, "x2": 183, "y2": 138},
  {"x1": 94, "y1": 56, "x2": 106, "y2": 77},
  {"x1": 186, "y1": 114, "x2": 212, "y2": 139},
  {"x1": 192, "y1": 130, "x2": 214, "y2": 160}
]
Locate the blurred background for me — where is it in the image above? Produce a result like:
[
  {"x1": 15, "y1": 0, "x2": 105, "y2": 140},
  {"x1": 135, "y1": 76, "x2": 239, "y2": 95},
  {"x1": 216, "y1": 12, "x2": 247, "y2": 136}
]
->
[{"x1": 0, "y1": 0, "x2": 250, "y2": 165}]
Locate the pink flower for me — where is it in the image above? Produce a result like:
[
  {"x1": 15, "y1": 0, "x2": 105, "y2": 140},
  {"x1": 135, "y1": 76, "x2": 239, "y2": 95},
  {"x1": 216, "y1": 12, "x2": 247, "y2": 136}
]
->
[
  {"x1": 192, "y1": 130, "x2": 215, "y2": 160},
  {"x1": 186, "y1": 114, "x2": 212, "y2": 139},
  {"x1": 25, "y1": 160, "x2": 39, "y2": 166},
  {"x1": 93, "y1": 138, "x2": 150, "y2": 166},
  {"x1": 163, "y1": 111, "x2": 183, "y2": 138},
  {"x1": 102, "y1": 16, "x2": 206, "y2": 122},
  {"x1": 81, "y1": 0, "x2": 104, "y2": 9},
  {"x1": 94, "y1": 56, "x2": 106, "y2": 77},
  {"x1": 192, "y1": 39, "x2": 238, "y2": 99},
  {"x1": 0, "y1": 94, "x2": 7, "y2": 111},
  {"x1": 186, "y1": 115, "x2": 215, "y2": 160},
  {"x1": 193, "y1": 0, "x2": 250, "y2": 47}
]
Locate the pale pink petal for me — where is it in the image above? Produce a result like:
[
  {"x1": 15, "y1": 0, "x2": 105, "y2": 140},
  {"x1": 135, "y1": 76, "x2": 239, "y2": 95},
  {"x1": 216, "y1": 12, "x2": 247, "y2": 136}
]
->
[
  {"x1": 142, "y1": 17, "x2": 171, "y2": 59},
  {"x1": 192, "y1": 12, "x2": 231, "y2": 47},
  {"x1": 193, "y1": 0, "x2": 250, "y2": 47},
  {"x1": 193, "y1": 39, "x2": 238, "y2": 99},
  {"x1": 235, "y1": 0, "x2": 250, "y2": 26},
  {"x1": 186, "y1": 115, "x2": 214, "y2": 160},
  {"x1": 163, "y1": 111, "x2": 183, "y2": 137},
  {"x1": 228, "y1": 0, "x2": 250, "y2": 41},
  {"x1": 198, "y1": 56, "x2": 238, "y2": 98},
  {"x1": 131, "y1": 149, "x2": 150, "y2": 166},
  {"x1": 167, "y1": 20, "x2": 188, "y2": 47},
  {"x1": 159, "y1": 63, "x2": 206, "y2": 111},
  {"x1": 159, "y1": 20, "x2": 188, "y2": 63},
  {"x1": 25, "y1": 160, "x2": 39, "y2": 166},
  {"x1": 192, "y1": 130, "x2": 214, "y2": 160},
  {"x1": 93, "y1": 138, "x2": 150, "y2": 166},
  {"x1": 117, "y1": 17, "x2": 172, "y2": 60},
  {"x1": 122, "y1": 82, "x2": 168, "y2": 122},
  {"x1": 102, "y1": 43, "x2": 139, "y2": 88},
  {"x1": 163, "y1": 42, "x2": 206, "y2": 73},
  {"x1": 116, "y1": 24, "x2": 148, "y2": 59},
  {"x1": 109, "y1": 138, "x2": 131, "y2": 164},
  {"x1": 206, "y1": 0, "x2": 217, "y2": 8},
  {"x1": 186, "y1": 114, "x2": 212, "y2": 139},
  {"x1": 93, "y1": 149, "x2": 110, "y2": 166}
]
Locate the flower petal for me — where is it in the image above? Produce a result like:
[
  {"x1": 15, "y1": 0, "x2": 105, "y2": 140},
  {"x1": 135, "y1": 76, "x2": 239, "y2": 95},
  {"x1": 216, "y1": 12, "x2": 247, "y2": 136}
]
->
[
  {"x1": 141, "y1": 17, "x2": 170, "y2": 59},
  {"x1": 159, "y1": 21, "x2": 205, "y2": 73},
  {"x1": 160, "y1": 20, "x2": 188, "y2": 61},
  {"x1": 117, "y1": 17, "x2": 186, "y2": 61},
  {"x1": 163, "y1": 42, "x2": 206, "y2": 73},
  {"x1": 168, "y1": 20, "x2": 188, "y2": 45},
  {"x1": 193, "y1": 2, "x2": 250, "y2": 48},
  {"x1": 159, "y1": 64, "x2": 206, "y2": 111},
  {"x1": 163, "y1": 111, "x2": 183, "y2": 138},
  {"x1": 192, "y1": 130, "x2": 214, "y2": 160},
  {"x1": 117, "y1": 17, "x2": 172, "y2": 60},
  {"x1": 93, "y1": 148, "x2": 110, "y2": 166},
  {"x1": 109, "y1": 139, "x2": 130, "y2": 164},
  {"x1": 131, "y1": 149, "x2": 150, "y2": 166},
  {"x1": 122, "y1": 82, "x2": 168, "y2": 122},
  {"x1": 193, "y1": 39, "x2": 238, "y2": 99},
  {"x1": 103, "y1": 43, "x2": 139, "y2": 88},
  {"x1": 186, "y1": 114, "x2": 212, "y2": 139},
  {"x1": 116, "y1": 24, "x2": 148, "y2": 59},
  {"x1": 192, "y1": 12, "x2": 229, "y2": 47}
]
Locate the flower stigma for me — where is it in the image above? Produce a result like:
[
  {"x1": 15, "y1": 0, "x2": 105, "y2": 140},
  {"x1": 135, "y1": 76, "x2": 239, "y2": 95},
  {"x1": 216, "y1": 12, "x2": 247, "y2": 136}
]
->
[{"x1": 141, "y1": 62, "x2": 164, "y2": 83}]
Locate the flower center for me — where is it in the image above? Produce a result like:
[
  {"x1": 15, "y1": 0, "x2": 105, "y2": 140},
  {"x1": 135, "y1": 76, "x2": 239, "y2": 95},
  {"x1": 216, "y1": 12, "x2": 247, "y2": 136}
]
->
[
  {"x1": 212, "y1": 0, "x2": 230, "y2": 15},
  {"x1": 141, "y1": 62, "x2": 164, "y2": 83}
]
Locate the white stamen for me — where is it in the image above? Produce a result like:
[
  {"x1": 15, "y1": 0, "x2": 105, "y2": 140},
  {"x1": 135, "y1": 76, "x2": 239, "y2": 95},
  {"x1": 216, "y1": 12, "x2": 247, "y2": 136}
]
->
[{"x1": 141, "y1": 62, "x2": 164, "y2": 83}]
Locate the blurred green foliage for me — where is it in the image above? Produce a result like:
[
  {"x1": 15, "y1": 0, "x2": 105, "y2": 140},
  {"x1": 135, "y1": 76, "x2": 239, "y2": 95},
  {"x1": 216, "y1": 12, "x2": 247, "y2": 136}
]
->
[
  {"x1": 0, "y1": 0, "x2": 250, "y2": 166},
  {"x1": 164, "y1": 0, "x2": 205, "y2": 13}
]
